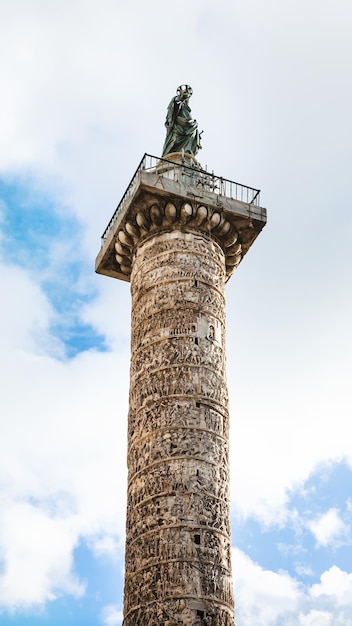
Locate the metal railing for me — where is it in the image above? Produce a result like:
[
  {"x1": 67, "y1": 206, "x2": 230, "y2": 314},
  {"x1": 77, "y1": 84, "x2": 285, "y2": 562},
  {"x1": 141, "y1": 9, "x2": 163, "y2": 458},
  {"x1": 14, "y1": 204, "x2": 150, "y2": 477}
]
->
[{"x1": 101, "y1": 153, "x2": 261, "y2": 242}]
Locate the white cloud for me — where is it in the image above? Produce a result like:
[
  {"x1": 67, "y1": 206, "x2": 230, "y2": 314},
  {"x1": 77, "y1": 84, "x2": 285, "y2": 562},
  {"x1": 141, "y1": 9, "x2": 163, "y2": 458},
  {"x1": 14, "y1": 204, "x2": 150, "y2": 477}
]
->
[
  {"x1": 81, "y1": 276, "x2": 131, "y2": 350},
  {"x1": 0, "y1": 261, "x2": 61, "y2": 356},
  {"x1": 234, "y1": 550, "x2": 352, "y2": 626},
  {"x1": 0, "y1": 257, "x2": 129, "y2": 610},
  {"x1": 298, "y1": 610, "x2": 332, "y2": 626},
  {"x1": 295, "y1": 564, "x2": 315, "y2": 578},
  {"x1": 310, "y1": 566, "x2": 352, "y2": 605},
  {"x1": 233, "y1": 548, "x2": 300, "y2": 626},
  {"x1": 89, "y1": 535, "x2": 121, "y2": 560},
  {"x1": 0, "y1": 501, "x2": 85, "y2": 609},
  {"x1": 228, "y1": 347, "x2": 352, "y2": 522},
  {"x1": 101, "y1": 604, "x2": 123, "y2": 626},
  {"x1": 307, "y1": 509, "x2": 347, "y2": 547}
]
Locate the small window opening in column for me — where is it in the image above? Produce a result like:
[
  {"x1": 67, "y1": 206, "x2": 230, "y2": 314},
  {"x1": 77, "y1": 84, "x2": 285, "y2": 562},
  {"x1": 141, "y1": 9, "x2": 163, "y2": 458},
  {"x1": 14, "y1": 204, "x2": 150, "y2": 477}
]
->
[
  {"x1": 194, "y1": 337, "x2": 199, "y2": 345},
  {"x1": 197, "y1": 610, "x2": 205, "y2": 619},
  {"x1": 208, "y1": 324, "x2": 215, "y2": 340},
  {"x1": 194, "y1": 279, "x2": 198, "y2": 287},
  {"x1": 196, "y1": 402, "x2": 200, "y2": 408},
  {"x1": 194, "y1": 534, "x2": 201, "y2": 545}
]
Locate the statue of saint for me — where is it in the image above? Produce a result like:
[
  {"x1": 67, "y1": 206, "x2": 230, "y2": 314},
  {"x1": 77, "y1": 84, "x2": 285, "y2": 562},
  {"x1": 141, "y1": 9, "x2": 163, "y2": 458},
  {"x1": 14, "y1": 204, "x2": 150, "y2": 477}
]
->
[{"x1": 162, "y1": 85, "x2": 202, "y2": 158}]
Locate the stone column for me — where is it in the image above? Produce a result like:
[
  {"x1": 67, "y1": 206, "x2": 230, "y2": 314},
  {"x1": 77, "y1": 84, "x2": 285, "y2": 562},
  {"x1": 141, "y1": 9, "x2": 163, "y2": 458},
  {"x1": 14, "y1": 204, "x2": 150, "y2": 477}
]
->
[
  {"x1": 95, "y1": 154, "x2": 266, "y2": 626},
  {"x1": 123, "y1": 227, "x2": 234, "y2": 626}
]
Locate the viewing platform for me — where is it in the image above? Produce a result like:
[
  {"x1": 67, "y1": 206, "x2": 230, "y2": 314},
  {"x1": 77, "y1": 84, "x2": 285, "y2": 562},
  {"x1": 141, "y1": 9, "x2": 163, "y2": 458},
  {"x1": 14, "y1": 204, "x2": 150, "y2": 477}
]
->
[{"x1": 95, "y1": 153, "x2": 267, "y2": 282}]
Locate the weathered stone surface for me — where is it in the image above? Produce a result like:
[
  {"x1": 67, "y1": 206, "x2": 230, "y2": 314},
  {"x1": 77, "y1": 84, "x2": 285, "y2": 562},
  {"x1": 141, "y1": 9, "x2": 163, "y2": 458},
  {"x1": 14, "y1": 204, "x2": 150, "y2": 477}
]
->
[
  {"x1": 123, "y1": 231, "x2": 234, "y2": 625},
  {"x1": 95, "y1": 155, "x2": 266, "y2": 626}
]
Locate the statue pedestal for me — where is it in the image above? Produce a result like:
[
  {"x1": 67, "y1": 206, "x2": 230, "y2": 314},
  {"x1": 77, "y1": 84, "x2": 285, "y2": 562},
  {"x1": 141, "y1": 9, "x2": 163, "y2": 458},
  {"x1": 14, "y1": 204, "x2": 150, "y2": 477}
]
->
[{"x1": 160, "y1": 151, "x2": 202, "y2": 170}]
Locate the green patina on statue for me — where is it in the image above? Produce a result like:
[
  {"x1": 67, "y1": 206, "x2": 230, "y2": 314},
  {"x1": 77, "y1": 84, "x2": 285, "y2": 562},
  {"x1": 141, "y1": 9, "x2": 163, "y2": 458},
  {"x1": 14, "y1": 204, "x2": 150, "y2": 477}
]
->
[{"x1": 162, "y1": 85, "x2": 202, "y2": 158}]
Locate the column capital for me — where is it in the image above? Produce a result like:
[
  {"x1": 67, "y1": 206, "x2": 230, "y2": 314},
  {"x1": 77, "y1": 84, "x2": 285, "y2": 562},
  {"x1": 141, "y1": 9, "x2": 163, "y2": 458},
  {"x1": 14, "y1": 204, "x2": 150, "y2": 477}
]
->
[{"x1": 95, "y1": 154, "x2": 267, "y2": 283}]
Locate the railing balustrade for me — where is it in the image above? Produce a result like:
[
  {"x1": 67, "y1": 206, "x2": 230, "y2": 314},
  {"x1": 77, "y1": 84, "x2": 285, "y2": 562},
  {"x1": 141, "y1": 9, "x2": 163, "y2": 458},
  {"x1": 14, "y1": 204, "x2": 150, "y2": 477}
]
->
[{"x1": 101, "y1": 153, "x2": 261, "y2": 242}]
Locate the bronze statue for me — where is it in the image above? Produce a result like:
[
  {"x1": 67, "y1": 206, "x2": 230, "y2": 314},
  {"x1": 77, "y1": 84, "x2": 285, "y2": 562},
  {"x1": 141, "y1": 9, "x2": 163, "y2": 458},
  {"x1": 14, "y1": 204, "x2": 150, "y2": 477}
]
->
[{"x1": 162, "y1": 85, "x2": 202, "y2": 158}]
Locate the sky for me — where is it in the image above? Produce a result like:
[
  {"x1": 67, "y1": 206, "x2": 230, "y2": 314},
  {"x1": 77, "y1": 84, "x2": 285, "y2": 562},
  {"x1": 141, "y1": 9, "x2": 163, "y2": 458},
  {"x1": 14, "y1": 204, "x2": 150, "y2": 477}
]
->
[{"x1": 0, "y1": 1, "x2": 352, "y2": 625}]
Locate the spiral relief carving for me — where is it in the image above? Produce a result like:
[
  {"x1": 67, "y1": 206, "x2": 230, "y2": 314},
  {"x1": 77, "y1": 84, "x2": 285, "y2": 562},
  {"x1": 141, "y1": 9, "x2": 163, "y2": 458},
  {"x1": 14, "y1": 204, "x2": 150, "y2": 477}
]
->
[{"x1": 123, "y1": 230, "x2": 235, "y2": 625}]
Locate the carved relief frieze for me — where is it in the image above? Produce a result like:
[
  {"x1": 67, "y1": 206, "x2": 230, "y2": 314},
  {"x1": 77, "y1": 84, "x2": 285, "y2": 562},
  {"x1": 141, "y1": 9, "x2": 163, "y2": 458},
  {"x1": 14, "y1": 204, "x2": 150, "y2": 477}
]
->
[
  {"x1": 125, "y1": 527, "x2": 232, "y2": 577},
  {"x1": 130, "y1": 337, "x2": 225, "y2": 381},
  {"x1": 128, "y1": 400, "x2": 228, "y2": 439},
  {"x1": 132, "y1": 281, "x2": 225, "y2": 322},
  {"x1": 129, "y1": 365, "x2": 227, "y2": 408},
  {"x1": 124, "y1": 562, "x2": 234, "y2": 613},
  {"x1": 123, "y1": 602, "x2": 234, "y2": 626},
  {"x1": 123, "y1": 228, "x2": 234, "y2": 624},
  {"x1": 131, "y1": 234, "x2": 226, "y2": 295},
  {"x1": 131, "y1": 256, "x2": 225, "y2": 296},
  {"x1": 126, "y1": 461, "x2": 230, "y2": 530},
  {"x1": 127, "y1": 427, "x2": 229, "y2": 477},
  {"x1": 136, "y1": 232, "x2": 218, "y2": 264}
]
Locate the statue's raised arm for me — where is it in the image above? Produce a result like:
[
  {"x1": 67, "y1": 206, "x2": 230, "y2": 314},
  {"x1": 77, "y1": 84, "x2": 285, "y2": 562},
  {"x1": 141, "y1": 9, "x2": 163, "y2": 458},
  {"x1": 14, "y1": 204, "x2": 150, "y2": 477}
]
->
[{"x1": 162, "y1": 85, "x2": 202, "y2": 158}]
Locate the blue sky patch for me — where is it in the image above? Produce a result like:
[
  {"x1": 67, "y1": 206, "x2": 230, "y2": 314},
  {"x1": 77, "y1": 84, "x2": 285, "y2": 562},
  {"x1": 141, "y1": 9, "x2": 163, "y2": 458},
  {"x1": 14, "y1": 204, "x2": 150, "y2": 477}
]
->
[
  {"x1": 0, "y1": 178, "x2": 106, "y2": 358},
  {"x1": 0, "y1": 542, "x2": 124, "y2": 626},
  {"x1": 233, "y1": 460, "x2": 352, "y2": 583}
]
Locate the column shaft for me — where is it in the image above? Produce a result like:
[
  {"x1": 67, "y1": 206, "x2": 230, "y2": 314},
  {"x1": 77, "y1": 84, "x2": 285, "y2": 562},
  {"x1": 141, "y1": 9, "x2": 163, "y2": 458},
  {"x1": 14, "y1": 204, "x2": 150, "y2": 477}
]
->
[{"x1": 123, "y1": 230, "x2": 234, "y2": 626}]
